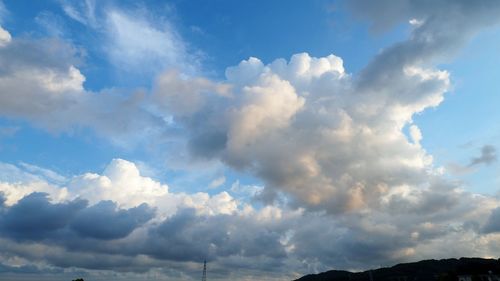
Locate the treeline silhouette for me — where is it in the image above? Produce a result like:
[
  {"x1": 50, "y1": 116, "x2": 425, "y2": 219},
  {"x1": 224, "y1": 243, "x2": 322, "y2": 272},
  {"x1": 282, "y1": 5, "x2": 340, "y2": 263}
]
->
[{"x1": 295, "y1": 258, "x2": 500, "y2": 281}]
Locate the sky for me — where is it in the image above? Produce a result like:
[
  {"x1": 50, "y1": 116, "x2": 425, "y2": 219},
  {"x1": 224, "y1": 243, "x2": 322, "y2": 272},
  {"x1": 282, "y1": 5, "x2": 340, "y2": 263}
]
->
[{"x1": 0, "y1": 0, "x2": 499, "y2": 280}]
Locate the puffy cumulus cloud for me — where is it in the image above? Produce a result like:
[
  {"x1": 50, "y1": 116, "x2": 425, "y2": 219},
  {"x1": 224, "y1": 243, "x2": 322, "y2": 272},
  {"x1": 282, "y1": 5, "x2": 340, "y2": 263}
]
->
[
  {"x1": 154, "y1": 51, "x2": 446, "y2": 213},
  {"x1": 151, "y1": 0, "x2": 500, "y2": 215},
  {"x1": 68, "y1": 158, "x2": 169, "y2": 209},
  {"x1": 0, "y1": 162, "x2": 69, "y2": 206},
  {"x1": 0, "y1": 159, "x2": 238, "y2": 218}
]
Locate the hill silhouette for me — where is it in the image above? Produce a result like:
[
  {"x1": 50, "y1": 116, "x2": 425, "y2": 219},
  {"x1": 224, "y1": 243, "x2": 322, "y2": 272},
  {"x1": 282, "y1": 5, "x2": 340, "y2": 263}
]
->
[{"x1": 295, "y1": 258, "x2": 500, "y2": 281}]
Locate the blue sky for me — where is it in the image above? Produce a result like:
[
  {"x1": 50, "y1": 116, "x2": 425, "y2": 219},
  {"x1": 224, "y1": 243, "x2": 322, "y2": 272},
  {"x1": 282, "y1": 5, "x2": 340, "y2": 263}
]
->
[{"x1": 0, "y1": 1, "x2": 499, "y2": 280}]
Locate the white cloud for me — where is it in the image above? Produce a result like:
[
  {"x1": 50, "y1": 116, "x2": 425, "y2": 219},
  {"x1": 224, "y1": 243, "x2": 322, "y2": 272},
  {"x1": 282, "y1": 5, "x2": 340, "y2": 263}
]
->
[
  {"x1": 409, "y1": 124, "x2": 422, "y2": 145},
  {"x1": 0, "y1": 163, "x2": 68, "y2": 206},
  {"x1": 0, "y1": 25, "x2": 10, "y2": 46},
  {"x1": 409, "y1": 18, "x2": 424, "y2": 27},
  {"x1": 155, "y1": 52, "x2": 446, "y2": 213},
  {"x1": 209, "y1": 176, "x2": 226, "y2": 188},
  {"x1": 59, "y1": 0, "x2": 97, "y2": 27},
  {"x1": 68, "y1": 158, "x2": 169, "y2": 209},
  {"x1": 59, "y1": 1, "x2": 200, "y2": 77},
  {"x1": 0, "y1": 29, "x2": 168, "y2": 146},
  {"x1": 0, "y1": 159, "x2": 241, "y2": 218},
  {"x1": 106, "y1": 10, "x2": 198, "y2": 75}
]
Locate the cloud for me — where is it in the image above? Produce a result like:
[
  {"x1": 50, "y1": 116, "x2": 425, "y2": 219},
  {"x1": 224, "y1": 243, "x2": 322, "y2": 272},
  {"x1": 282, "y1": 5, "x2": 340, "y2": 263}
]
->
[
  {"x1": 0, "y1": 1, "x2": 7, "y2": 24},
  {"x1": 482, "y1": 207, "x2": 500, "y2": 233},
  {"x1": 0, "y1": 160, "x2": 294, "y2": 278},
  {"x1": 69, "y1": 201, "x2": 155, "y2": 240},
  {"x1": 68, "y1": 158, "x2": 169, "y2": 209},
  {"x1": 0, "y1": 25, "x2": 10, "y2": 46},
  {"x1": 59, "y1": 1, "x2": 199, "y2": 76},
  {"x1": 106, "y1": 10, "x2": 198, "y2": 75},
  {"x1": 149, "y1": 0, "x2": 500, "y2": 216},
  {"x1": 0, "y1": 26, "x2": 167, "y2": 146},
  {"x1": 448, "y1": 145, "x2": 498, "y2": 174},
  {"x1": 0, "y1": 16, "x2": 202, "y2": 148},
  {"x1": 209, "y1": 176, "x2": 226, "y2": 188},
  {"x1": 0, "y1": 159, "x2": 499, "y2": 280},
  {"x1": 154, "y1": 52, "x2": 445, "y2": 213},
  {"x1": 0, "y1": 193, "x2": 87, "y2": 240},
  {"x1": 348, "y1": 0, "x2": 500, "y2": 36},
  {"x1": 468, "y1": 145, "x2": 497, "y2": 167},
  {"x1": 0, "y1": 159, "x2": 238, "y2": 218},
  {"x1": 144, "y1": 208, "x2": 287, "y2": 263},
  {"x1": 59, "y1": 0, "x2": 97, "y2": 27}
]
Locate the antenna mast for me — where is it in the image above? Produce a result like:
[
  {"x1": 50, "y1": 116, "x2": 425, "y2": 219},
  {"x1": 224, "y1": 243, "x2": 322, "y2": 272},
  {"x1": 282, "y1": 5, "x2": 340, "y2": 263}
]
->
[{"x1": 201, "y1": 260, "x2": 207, "y2": 281}]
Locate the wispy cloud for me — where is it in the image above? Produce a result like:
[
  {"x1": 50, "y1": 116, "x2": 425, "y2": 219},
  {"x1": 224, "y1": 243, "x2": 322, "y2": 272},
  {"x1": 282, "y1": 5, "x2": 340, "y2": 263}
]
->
[
  {"x1": 468, "y1": 145, "x2": 497, "y2": 167},
  {"x1": 59, "y1": 0, "x2": 97, "y2": 27},
  {"x1": 208, "y1": 176, "x2": 226, "y2": 189},
  {"x1": 59, "y1": 1, "x2": 200, "y2": 76},
  {"x1": 105, "y1": 9, "x2": 199, "y2": 75}
]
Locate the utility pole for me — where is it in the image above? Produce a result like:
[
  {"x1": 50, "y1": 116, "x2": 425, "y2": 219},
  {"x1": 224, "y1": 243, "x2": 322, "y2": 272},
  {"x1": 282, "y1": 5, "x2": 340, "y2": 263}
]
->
[{"x1": 201, "y1": 260, "x2": 207, "y2": 281}]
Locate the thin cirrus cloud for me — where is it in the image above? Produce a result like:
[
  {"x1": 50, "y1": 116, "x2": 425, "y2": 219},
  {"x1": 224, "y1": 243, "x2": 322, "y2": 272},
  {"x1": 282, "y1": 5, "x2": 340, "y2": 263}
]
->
[
  {"x1": 59, "y1": 0, "x2": 200, "y2": 76},
  {"x1": 105, "y1": 10, "x2": 198, "y2": 75}
]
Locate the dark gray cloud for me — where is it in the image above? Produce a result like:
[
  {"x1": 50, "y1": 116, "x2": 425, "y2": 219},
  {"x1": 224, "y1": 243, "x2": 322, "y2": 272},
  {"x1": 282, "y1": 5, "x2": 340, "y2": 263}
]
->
[
  {"x1": 145, "y1": 208, "x2": 287, "y2": 262},
  {"x1": 482, "y1": 207, "x2": 500, "y2": 233},
  {"x1": 348, "y1": 0, "x2": 500, "y2": 34},
  {"x1": 0, "y1": 262, "x2": 63, "y2": 274},
  {"x1": 0, "y1": 192, "x2": 86, "y2": 240},
  {"x1": 468, "y1": 145, "x2": 497, "y2": 167},
  {"x1": 0, "y1": 187, "x2": 496, "y2": 280},
  {"x1": 70, "y1": 201, "x2": 155, "y2": 240},
  {"x1": 0, "y1": 192, "x2": 156, "y2": 243}
]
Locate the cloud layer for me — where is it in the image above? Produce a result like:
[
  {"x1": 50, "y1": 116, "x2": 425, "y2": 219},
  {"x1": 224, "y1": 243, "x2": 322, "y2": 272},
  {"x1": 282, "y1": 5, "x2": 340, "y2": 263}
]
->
[{"x1": 0, "y1": 158, "x2": 499, "y2": 280}]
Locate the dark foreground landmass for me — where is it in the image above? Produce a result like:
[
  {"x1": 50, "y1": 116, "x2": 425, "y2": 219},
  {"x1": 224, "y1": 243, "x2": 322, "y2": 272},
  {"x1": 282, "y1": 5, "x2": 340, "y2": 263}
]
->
[{"x1": 295, "y1": 258, "x2": 500, "y2": 281}]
